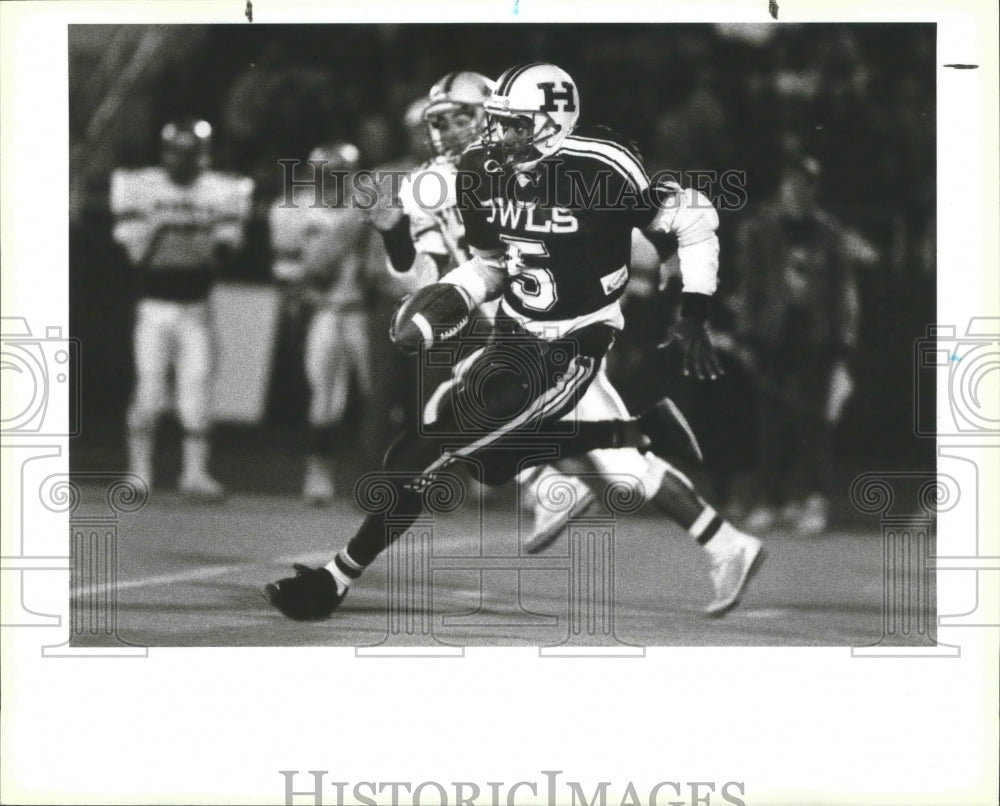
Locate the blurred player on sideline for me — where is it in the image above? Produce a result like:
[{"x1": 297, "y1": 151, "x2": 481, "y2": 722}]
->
[
  {"x1": 728, "y1": 155, "x2": 863, "y2": 534},
  {"x1": 268, "y1": 64, "x2": 764, "y2": 620},
  {"x1": 269, "y1": 143, "x2": 372, "y2": 505},
  {"x1": 110, "y1": 119, "x2": 253, "y2": 499},
  {"x1": 366, "y1": 71, "x2": 597, "y2": 551}
]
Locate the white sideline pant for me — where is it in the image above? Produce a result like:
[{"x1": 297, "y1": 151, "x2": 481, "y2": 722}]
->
[
  {"x1": 127, "y1": 298, "x2": 215, "y2": 433},
  {"x1": 305, "y1": 308, "x2": 372, "y2": 427}
]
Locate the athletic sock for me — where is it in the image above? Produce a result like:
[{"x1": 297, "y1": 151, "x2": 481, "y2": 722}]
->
[
  {"x1": 345, "y1": 481, "x2": 424, "y2": 567},
  {"x1": 688, "y1": 505, "x2": 724, "y2": 546},
  {"x1": 182, "y1": 431, "x2": 211, "y2": 478},
  {"x1": 127, "y1": 427, "x2": 155, "y2": 485},
  {"x1": 325, "y1": 549, "x2": 364, "y2": 591}
]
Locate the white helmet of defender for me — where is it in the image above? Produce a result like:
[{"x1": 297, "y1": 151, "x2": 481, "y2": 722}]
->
[{"x1": 422, "y1": 71, "x2": 495, "y2": 158}]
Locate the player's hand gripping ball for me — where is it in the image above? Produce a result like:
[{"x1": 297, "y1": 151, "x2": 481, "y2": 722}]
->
[{"x1": 390, "y1": 283, "x2": 474, "y2": 354}]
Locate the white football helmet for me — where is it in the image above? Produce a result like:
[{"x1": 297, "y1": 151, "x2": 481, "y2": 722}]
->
[
  {"x1": 422, "y1": 71, "x2": 495, "y2": 158},
  {"x1": 161, "y1": 118, "x2": 212, "y2": 182},
  {"x1": 308, "y1": 142, "x2": 361, "y2": 172},
  {"x1": 307, "y1": 142, "x2": 360, "y2": 205},
  {"x1": 483, "y1": 62, "x2": 580, "y2": 169}
]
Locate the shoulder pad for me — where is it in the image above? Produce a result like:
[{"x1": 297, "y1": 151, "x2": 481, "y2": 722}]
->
[
  {"x1": 561, "y1": 128, "x2": 649, "y2": 190},
  {"x1": 109, "y1": 167, "x2": 167, "y2": 212},
  {"x1": 572, "y1": 125, "x2": 644, "y2": 160}
]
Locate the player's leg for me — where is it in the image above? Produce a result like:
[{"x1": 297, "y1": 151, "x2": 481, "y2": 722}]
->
[
  {"x1": 518, "y1": 364, "x2": 631, "y2": 553},
  {"x1": 637, "y1": 451, "x2": 764, "y2": 615},
  {"x1": 265, "y1": 327, "x2": 608, "y2": 620},
  {"x1": 301, "y1": 307, "x2": 346, "y2": 506},
  {"x1": 516, "y1": 462, "x2": 596, "y2": 552},
  {"x1": 175, "y1": 300, "x2": 224, "y2": 500},
  {"x1": 428, "y1": 342, "x2": 595, "y2": 538},
  {"x1": 522, "y1": 360, "x2": 710, "y2": 552},
  {"x1": 786, "y1": 361, "x2": 834, "y2": 535},
  {"x1": 264, "y1": 410, "x2": 456, "y2": 619},
  {"x1": 743, "y1": 372, "x2": 790, "y2": 530},
  {"x1": 126, "y1": 299, "x2": 172, "y2": 488},
  {"x1": 531, "y1": 370, "x2": 764, "y2": 614}
]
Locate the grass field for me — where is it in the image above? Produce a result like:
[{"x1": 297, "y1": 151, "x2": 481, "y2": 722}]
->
[{"x1": 67, "y1": 483, "x2": 936, "y2": 650}]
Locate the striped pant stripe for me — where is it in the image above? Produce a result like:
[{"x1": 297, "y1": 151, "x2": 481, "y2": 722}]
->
[{"x1": 419, "y1": 357, "x2": 595, "y2": 480}]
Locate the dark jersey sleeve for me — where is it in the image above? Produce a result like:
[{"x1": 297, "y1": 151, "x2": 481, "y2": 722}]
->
[{"x1": 456, "y1": 145, "x2": 502, "y2": 252}]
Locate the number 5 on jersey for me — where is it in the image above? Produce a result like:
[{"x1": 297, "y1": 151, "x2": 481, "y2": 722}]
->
[{"x1": 500, "y1": 235, "x2": 558, "y2": 312}]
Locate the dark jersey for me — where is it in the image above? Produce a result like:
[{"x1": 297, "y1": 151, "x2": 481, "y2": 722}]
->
[{"x1": 457, "y1": 126, "x2": 662, "y2": 322}]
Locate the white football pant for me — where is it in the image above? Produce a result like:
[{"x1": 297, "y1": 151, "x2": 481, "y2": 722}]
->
[
  {"x1": 305, "y1": 308, "x2": 373, "y2": 427},
  {"x1": 127, "y1": 298, "x2": 215, "y2": 433}
]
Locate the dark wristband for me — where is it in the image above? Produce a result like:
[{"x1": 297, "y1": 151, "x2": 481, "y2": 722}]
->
[
  {"x1": 379, "y1": 215, "x2": 417, "y2": 272},
  {"x1": 681, "y1": 292, "x2": 711, "y2": 322}
]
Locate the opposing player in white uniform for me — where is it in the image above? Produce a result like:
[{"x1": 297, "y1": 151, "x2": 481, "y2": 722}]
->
[
  {"x1": 110, "y1": 119, "x2": 254, "y2": 499},
  {"x1": 269, "y1": 143, "x2": 372, "y2": 505},
  {"x1": 368, "y1": 72, "x2": 602, "y2": 551}
]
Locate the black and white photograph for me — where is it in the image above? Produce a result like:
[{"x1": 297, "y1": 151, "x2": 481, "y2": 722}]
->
[
  {"x1": 65, "y1": 20, "x2": 941, "y2": 648},
  {"x1": 2, "y1": 2, "x2": 997, "y2": 805}
]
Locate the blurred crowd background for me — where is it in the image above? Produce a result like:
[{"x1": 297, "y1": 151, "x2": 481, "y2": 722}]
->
[{"x1": 69, "y1": 23, "x2": 936, "y2": 522}]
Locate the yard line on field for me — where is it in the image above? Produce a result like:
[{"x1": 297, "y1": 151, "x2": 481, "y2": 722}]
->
[{"x1": 69, "y1": 551, "x2": 332, "y2": 598}]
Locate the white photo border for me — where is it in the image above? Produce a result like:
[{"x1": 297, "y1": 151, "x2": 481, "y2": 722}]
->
[{"x1": 1, "y1": 1, "x2": 997, "y2": 805}]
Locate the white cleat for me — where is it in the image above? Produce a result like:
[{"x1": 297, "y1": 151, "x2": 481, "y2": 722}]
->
[
  {"x1": 178, "y1": 470, "x2": 225, "y2": 503},
  {"x1": 303, "y1": 456, "x2": 335, "y2": 507},
  {"x1": 704, "y1": 530, "x2": 765, "y2": 617},
  {"x1": 523, "y1": 478, "x2": 596, "y2": 554}
]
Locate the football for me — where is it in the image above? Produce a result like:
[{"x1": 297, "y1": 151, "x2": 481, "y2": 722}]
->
[{"x1": 390, "y1": 282, "x2": 473, "y2": 353}]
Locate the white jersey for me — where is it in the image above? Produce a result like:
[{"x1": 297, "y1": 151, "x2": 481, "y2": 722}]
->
[
  {"x1": 269, "y1": 187, "x2": 369, "y2": 310},
  {"x1": 398, "y1": 156, "x2": 470, "y2": 279},
  {"x1": 110, "y1": 167, "x2": 254, "y2": 301}
]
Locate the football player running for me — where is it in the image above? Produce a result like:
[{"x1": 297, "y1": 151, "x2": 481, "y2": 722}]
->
[
  {"x1": 369, "y1": 71, "x2": 618, "y2": 554},
  {"x1": 267, "y1": 63, "x2": 763, "y2": 620},
  {"x1": 269, "y1": 143, "x2": 373, "y2": 505},
  {"x1": 110, "y1": 119, "x2": 253, "y2": 500}
]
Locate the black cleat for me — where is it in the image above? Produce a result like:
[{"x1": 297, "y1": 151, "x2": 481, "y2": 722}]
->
[
  {"x1": 637, "y1": 396, "x2": 704, "y2": 465},
  {"x1": 264, "y1": 563, "x2": 346, "y2": 620}
]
